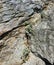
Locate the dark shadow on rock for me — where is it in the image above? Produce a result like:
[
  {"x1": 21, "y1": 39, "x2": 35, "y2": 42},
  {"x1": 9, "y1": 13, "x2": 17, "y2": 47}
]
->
[
  {"x1": 33, "y1": 5, "x2": 43, "y2": 13},
  {"x1": 38, "y1": 54, "x2": 53, "y2": 65}
]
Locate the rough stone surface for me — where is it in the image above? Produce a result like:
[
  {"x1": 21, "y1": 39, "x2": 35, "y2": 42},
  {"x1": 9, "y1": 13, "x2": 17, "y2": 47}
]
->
[{"x1": 0, "y1": 0, "x2": 54, "y2": 65}]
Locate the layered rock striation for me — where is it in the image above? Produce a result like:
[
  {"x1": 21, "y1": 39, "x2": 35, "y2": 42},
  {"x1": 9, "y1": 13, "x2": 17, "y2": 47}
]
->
[{"x1": 0, "y1": 0, "x2": 54, "y2": 65}]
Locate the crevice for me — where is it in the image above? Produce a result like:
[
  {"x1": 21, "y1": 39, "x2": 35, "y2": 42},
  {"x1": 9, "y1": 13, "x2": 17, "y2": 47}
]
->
[
  {"x1": 33, "y1": 6, "x2": 43, "y2": 13},
  {"x1": 38, "y1": 54, "x2": 53, "y2": 65},
  {"x1": 0, "y1": 17, "x2": 30, "y2": 40},
  {"x1": 0, "y1": 45, "x2": 7, "y2": 51},
  {"x1": 0, "y1": 30, "x2": 12, "y2": 40},
  {"x1": 31, "y1": 51, "x2": 54, "y2": 65},
  {"x1": 0, "y1": 25, "x2": 26, "y2": 40}
]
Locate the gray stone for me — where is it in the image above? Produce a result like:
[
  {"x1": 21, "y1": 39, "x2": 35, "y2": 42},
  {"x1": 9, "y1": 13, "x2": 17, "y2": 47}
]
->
[
  {"x1": 2, "y1": 15, "x2": 14, "y2": 22},
  {"x1": 25, "y1": 9, "x2": 34, "y2": 16},
  {"x1": 0, "y1": 0, "x2": 54, "y2": 65},
  {"x1": 22, "y1": 0, "x2": 31, "y2": 3},
  {"x1": 15, "y1": 4, "x2": 21, "y2": 11},
  {"x1": 28, "y1": 22, "x2": 54, "y2": 63},
  {"x1": 31, "y1": 0, "x2": 44, "y2": 7},
  {"x1": 19, "y1": 4, "x2": 26, "y2": 11},
  {"x1": 0, "y1": 17, "x2": 29, "y2": 36},
  {"x1": 25, "y1": 10, "x2": 54, "y2": 64},
  {"x1": 10, "y1": 0, "x2": 21, "y2": 4},
  {"x1": 25, "y1": 4, "x2": 35, "y2": 10},
  {"x1": 2, "y1": 10, "x2": 15, "y2": 15}
]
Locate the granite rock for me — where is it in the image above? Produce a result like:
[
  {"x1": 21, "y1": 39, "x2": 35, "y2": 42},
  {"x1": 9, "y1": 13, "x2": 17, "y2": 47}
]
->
[{"x1": 0, "y1": 0, "x2": 54, "y2": 65}]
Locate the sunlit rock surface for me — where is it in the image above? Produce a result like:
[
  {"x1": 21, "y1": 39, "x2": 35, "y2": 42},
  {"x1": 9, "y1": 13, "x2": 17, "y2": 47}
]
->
[{"x1": 0, "y1": 0, "x2": 54, "y2": 65}]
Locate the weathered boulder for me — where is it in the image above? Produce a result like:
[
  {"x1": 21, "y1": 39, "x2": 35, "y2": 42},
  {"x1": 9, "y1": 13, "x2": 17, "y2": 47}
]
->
[
  {"x1": 0, "y1": 0, "x2": 54, "y2": 65},
  {"x1": 26, "y1": 2, "x2": 54, "y2": 64}
]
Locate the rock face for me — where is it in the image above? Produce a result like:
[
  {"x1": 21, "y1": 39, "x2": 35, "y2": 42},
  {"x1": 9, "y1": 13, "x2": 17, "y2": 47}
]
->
[
  {"x1": 0, "y1": 0, "x2": 54, "y2": 65},
  {"x1": 27, "y1": 2, "x2": 54, "y2": 64}
]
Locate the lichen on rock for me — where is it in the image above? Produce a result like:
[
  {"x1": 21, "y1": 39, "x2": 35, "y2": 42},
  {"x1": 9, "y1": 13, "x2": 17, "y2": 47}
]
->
[{"x1": 0, "y1": 0, "x2": 54, "y2": 65}]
